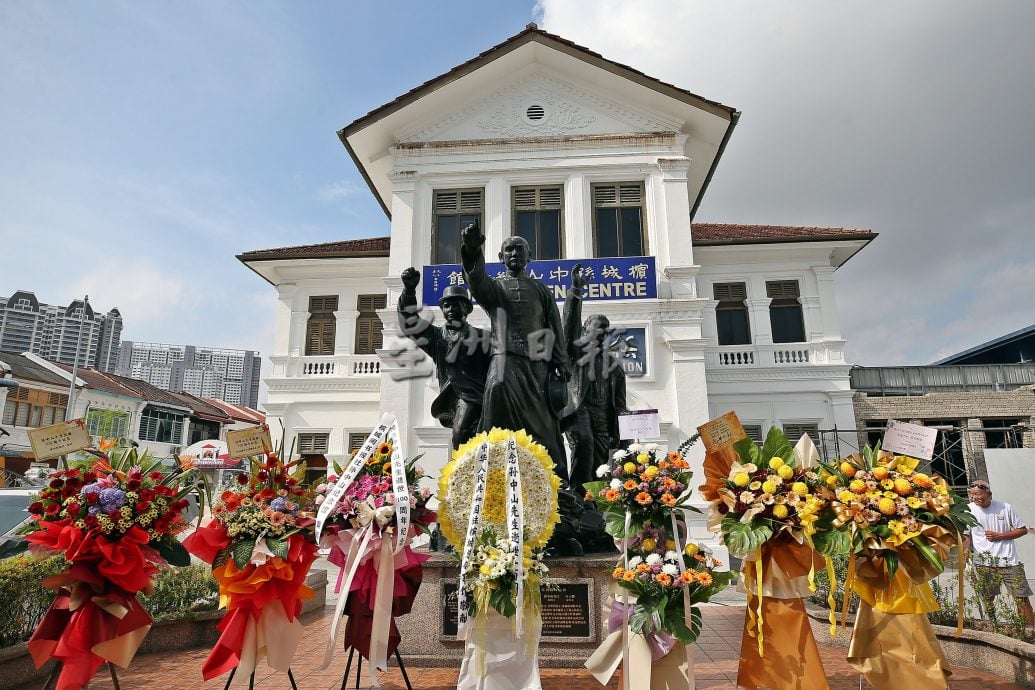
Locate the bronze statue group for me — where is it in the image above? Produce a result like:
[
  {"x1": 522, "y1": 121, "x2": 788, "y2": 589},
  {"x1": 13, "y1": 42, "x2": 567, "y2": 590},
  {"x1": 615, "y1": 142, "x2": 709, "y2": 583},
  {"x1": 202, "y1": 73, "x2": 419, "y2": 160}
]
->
[{"x1": 398, "y1": 221, "x2": 627, "y2": 554}]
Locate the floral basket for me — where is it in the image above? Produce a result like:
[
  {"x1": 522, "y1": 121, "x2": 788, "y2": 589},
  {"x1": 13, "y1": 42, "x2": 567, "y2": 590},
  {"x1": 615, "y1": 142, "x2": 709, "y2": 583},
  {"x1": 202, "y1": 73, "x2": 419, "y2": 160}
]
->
[
  {"x1": 314, "y1": 430, "x2": 434, "y2": 672},
  {"x1": 701, "y1": 427, "x2": 831, "y2": 690},
  {"x1": 24, "y1": 442, "x2": 206, "y2": 690},
  {"x1": 585, "y1": 442, "x2": 734, "y2": 690},
  {"x1": 183, "y1": 452, "x2": 317, "y2": 681},
  {"x1": 438, "y1": 428, "x2": 559, "y2": 690},
  {"x1": 814, "y1": 445, "x2": 977, "y2": 690}
]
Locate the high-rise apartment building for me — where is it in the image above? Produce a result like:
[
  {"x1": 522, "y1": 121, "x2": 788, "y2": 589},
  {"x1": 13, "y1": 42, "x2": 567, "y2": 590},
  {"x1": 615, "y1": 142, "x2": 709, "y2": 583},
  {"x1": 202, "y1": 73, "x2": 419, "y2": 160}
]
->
[
  {"x1": 115, "y1": 341, "x2": 261, "y2": 408},
  {"x1": 0, "y1": 291, "x2": 123, "y2": 371}
]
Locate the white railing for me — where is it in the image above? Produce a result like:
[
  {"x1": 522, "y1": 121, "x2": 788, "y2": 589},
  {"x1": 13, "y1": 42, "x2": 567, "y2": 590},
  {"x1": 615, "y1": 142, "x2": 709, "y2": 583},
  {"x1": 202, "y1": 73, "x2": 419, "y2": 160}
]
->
[
  {"x1": 710, "y1": 344, "x2": 822, "y2": 368},
  {"x1": 773, "y1": 348, "x2": 810, "y2": 364},
  {"x1": 717, "y1": 349, "x2": 755, "y2": 366},
  {"x1": 349, "y1": 355, "x2": 381, "y2": 376},
  {"x1": 296, "y1": 355, "x2": 381, "y2": 377},
  {"x1": 302, "y1": 358, "x2": 339, "y2": 376}
]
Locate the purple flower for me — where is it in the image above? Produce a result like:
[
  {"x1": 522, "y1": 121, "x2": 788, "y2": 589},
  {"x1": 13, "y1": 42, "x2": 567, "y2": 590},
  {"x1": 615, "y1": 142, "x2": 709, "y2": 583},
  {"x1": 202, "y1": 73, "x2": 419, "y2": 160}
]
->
[
  {"x1": 269, "y1": 496, "x2": 296, "y2": 514},
  {"x1": 81, "y1": 482, "x2": 101, "y2": 499},
  {"x1": 99, "y1": 488, "x2": 126, "y2": 512}
]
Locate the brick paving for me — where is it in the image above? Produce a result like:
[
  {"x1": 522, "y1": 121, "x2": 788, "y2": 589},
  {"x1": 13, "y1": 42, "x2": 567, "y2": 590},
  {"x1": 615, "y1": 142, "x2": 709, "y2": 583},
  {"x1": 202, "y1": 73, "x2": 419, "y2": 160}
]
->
[{"x1": 17, "y1": 605, "x2": 1022, "y2": 689}]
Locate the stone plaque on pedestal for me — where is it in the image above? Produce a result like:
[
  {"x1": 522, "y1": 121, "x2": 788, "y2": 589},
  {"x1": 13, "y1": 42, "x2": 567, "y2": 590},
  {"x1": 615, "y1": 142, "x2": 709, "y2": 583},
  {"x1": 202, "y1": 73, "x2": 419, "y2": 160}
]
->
[{"x1": 440, "y1": 579, "x2": 595, "y2": 641}]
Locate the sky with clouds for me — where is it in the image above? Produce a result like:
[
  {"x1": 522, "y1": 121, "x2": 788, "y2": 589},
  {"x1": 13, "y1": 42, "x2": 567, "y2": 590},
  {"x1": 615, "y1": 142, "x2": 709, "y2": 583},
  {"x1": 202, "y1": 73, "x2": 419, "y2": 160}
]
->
[{"x1": 2, "y1": 1, "x2": 1034, "y2": 392}]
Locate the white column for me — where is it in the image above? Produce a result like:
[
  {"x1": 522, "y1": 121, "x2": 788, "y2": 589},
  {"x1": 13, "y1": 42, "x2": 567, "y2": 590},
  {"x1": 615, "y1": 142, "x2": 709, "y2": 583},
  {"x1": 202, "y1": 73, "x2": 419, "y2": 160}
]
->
[
  {"x1": 746, "y1": 297, "x2": 773, "y2": 346},
  {"x1": 485, "y1": 175, "x2": 507, "y2": 252},
  {"x1": 273, "y1": 284, "x2": 296, "y2": 356},
  {"x1": 812, "y1": 265, "x2": 842, "y2": 341},
  {"x1": 334, "y1": 310, "x2": 358, "y2": 356},
  {"x1": 566, "y1": 173, "x2": 588, "y2": 259},
  {"x1": 380, "y1": 171, "x2": 427, "y2": 462}
]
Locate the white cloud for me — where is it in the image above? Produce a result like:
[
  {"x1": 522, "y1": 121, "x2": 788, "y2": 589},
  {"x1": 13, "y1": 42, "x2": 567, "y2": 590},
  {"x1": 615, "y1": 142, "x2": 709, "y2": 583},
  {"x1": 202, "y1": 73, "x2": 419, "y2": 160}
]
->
[
  {"x1": 540, "y1": 0, "x2": 1035, "y2": 365},
  {"x1": 316, "y1": 180, "x2": 363, "y2": 202}
]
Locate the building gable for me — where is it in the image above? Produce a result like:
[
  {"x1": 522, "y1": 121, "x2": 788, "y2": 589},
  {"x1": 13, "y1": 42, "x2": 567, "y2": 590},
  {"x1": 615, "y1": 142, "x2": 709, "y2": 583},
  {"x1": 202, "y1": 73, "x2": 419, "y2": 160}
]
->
[{"x1": 396, "y1": 69, "x2": 683, "y2": 143}]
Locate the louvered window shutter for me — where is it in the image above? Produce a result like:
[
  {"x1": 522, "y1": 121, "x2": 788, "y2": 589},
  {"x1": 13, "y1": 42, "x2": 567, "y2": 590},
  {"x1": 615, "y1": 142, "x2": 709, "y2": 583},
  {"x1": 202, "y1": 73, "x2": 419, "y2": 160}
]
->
[
  {"x1": 433, "y1": 189, "x2": 483, "y2": 263},
  {"x1": 306, "y1": 295, "x2": 338, "y2": 356},
  {"x1": 592, "y1": 182, "x2": 646, "y2": 257},
  {"x1": 355, "y1": 294, "x2": 386, "y2": 355}
]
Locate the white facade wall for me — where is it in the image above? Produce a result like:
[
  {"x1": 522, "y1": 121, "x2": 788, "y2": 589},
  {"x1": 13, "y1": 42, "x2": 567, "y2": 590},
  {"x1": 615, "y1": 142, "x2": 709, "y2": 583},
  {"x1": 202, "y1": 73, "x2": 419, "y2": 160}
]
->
[{"x1": 248, "y1": 47, "x2": 867, "y2": 547}]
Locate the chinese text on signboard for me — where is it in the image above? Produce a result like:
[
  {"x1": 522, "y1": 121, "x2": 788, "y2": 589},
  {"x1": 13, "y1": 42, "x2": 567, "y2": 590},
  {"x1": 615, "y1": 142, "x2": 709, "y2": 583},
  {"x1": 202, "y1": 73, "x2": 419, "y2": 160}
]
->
[{"x1": 422, "y1": 256, "x2": 657, "y2": 305}]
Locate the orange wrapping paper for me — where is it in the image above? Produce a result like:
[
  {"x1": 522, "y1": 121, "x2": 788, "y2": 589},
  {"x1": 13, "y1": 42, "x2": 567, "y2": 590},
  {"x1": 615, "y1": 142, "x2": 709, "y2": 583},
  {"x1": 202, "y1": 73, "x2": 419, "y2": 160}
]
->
[{"x1": 736, "y1": 539, "x2": 829, "y2": 690}]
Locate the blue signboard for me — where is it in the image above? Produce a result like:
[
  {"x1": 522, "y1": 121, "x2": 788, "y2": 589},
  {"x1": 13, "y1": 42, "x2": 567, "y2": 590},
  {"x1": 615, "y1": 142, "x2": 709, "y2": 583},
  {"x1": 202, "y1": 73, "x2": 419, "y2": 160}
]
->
[
  {"x1": 608, "y1": 327, "x2": 647, "y2": 378},
  {"x1": 421, "y1": 256, "x2": 657, "y2": 305}
]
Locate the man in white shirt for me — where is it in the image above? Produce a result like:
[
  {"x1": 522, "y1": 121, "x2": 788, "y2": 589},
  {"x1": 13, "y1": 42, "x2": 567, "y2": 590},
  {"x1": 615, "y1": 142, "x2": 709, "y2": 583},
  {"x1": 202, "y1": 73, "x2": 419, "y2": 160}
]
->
[{"x1": 963, "y1": 479, "x2": 1034, "y2": 625}]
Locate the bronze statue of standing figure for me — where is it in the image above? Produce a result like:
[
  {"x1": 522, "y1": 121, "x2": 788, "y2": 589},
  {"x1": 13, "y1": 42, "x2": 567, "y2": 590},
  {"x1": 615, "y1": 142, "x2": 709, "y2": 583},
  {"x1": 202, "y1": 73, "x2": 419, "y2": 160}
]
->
[
  {"x1": 562, "y1": 263, "x2": 628, "y2": 494},
  {"x1": 459, "y1": 220, "x2": 571, "y2": 483},
  {"x1": 398, "y1": 268, "x2": 491, "y2": 450}
]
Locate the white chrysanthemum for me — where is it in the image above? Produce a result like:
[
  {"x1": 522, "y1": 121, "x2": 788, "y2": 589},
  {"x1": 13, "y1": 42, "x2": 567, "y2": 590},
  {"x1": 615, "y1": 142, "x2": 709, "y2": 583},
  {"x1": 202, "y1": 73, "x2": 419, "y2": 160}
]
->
[
  {"x1": 645, "y1": 553, "x2": 662, "y2": 566},
  {"x1": 613, "y1": 449, "x2": 629, "y2": 460},
  {"x1": 628, "y1": 443, "x2": 643, "y2": 452},
  {"x1": 596, "y1": 464, "x2": 611, "y2": 477},
  {"x1": 662, "y1": 563, "x2": 679, "y2": 576},
  {"x1": 609, "y1": 478, "x2": 622, "y2": 490},
  {"x1": 628, "y1": 556, "x2": 643, "y2": 568},
  {"x1": 439, "y1": 429, "x2": 560, "y2": 551},
  {"x1": 664, "y1": 550, "x2": 679, "y2": 561},
  {"x1": 645, "y1": 443, "x2": 660, "y2": 452}
]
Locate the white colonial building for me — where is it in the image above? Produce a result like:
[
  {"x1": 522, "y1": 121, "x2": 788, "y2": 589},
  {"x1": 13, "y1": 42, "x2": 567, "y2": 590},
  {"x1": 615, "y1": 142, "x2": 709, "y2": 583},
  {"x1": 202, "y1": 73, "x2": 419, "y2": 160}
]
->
[{"x1": 239, "y1": 26, "x2": 873, "y2": 524}]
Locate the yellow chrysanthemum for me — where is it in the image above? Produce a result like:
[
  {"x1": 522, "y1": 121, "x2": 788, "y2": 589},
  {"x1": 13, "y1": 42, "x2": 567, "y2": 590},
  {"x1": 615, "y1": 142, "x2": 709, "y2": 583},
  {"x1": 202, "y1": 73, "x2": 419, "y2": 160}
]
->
[
  {"x1": 732, "y1": 472, "x2": 750, "y2": 487},
  {"x1": 777, "y1": 465, "x2": 794, "y2": 480},
  {"x1": 791, "y1": 482, "x2": 809, "y2": 497},
  {"x1": 772, "y1": 504, "x2": 789, "y2": 519},
  {"x1": 849, "y1": 479, "x2": 867, "y2": 494},
  {"x1": 768, "y1": 457, "x2": 785, "y2": 470},
  {"x1": 840, "y1": 462, "x2": 857, "y2": 477},
  {"x1": 761, "y1": 480, "x2": 778, "y2": 495},
  {"x1": 438, "y1": 427, "x2": 560, "y2": 551},
  {"x1": 893, "y1": 478, "x2": 913, "y2": 496},
  {"x1": 623, "y1": 462, "x2": 637, "y2": 475},
  {"x1": 878, "y1": 497, "x2": 897, "y2": 515}
]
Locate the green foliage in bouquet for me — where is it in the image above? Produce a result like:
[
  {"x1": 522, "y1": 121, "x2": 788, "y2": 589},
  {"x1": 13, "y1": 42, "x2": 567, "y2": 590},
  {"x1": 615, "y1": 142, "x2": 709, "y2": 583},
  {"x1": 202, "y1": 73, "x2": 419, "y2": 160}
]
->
[{"x1": 715, "y1": 427, "x2": 826, "y2": 559}]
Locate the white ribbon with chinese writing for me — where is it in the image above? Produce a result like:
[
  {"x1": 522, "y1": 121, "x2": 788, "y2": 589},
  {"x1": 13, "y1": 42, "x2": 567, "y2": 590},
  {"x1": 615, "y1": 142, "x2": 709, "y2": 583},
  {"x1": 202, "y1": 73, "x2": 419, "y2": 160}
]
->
[
  {"x1": 315, "y1": 413, "x2": 393, "y2": 543},
  {"x1": 456, "y1": 442, "x2": 489, "y2": 640},
  {"x1": 505, "y1": 437, "x2": 525, "y2": 638},
  {"x1": 669, "y1": 509, "x2": 697, "y2": 689},
  {"x1": 367, "y1": 417, "x2": 410, "y2": 681}
]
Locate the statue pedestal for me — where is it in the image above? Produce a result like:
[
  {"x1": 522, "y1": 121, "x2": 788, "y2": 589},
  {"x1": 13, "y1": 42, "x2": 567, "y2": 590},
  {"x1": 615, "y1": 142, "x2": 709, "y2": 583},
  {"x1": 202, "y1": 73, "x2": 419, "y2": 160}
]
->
[{"x1": 394, "y1": 552, "x2": 617, "y2": 668}]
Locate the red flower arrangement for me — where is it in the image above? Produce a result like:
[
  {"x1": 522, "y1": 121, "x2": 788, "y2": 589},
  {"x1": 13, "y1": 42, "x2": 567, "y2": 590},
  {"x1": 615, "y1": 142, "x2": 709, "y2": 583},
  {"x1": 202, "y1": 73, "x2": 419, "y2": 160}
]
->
[
  {"x1": 183, "y1": 452, "x2": 318, "y2": 681},
  {"x1": 23, "y1": 444, "x2": 204, "y2": 690}
]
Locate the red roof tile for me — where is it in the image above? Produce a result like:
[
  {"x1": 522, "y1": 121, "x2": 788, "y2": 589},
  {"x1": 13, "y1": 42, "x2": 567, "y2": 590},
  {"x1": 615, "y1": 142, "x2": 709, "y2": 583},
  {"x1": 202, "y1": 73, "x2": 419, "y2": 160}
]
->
[
  {"x1": 238, "y1": 237, "x2": 390, "y2": 262},
  {"x1": 691, "y1": 223, "x2": 875, "y2": 245},
  {"x1": 203, "y1": 397, "x2": 265, "y2": 424}
]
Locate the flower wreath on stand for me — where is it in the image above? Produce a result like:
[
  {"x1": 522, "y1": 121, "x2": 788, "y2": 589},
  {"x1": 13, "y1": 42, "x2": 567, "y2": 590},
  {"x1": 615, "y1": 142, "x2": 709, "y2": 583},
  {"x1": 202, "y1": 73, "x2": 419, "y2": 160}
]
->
[
  {"x1": 438, "y1": 428, "x2": 560, "y2": 690},
  {"x1": 584, "y1": 442, "x2": 734, "y2": 690},
  {"x1": 313, "y1": 421, "x2": 435, "y2": 683},
  {"x1": 23, "y1": 441, "x2": 206, "y2": 690},
  {"x1": 182, "y1": 451, "x2": 317, "y2": 684},
  {"x1": 702, "y1": 428, "x2": 830, "y2": 690},
  {"x1": 815, "y1": 445, "x2": 976, "y2": 690}
]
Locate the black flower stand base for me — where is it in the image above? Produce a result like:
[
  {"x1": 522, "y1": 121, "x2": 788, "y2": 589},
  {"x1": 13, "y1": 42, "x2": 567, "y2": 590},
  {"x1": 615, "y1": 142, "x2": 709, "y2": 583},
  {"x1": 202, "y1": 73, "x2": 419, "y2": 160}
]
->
[
  {"x1": 222, "y1": 665, "x2": 299, "y2": 690},
  {"x1": 42, "y1": 661, "x2": 121, "y2": 690},
  {"x1": 339, "y1": 647, "x2": 413, "y2": 690}
]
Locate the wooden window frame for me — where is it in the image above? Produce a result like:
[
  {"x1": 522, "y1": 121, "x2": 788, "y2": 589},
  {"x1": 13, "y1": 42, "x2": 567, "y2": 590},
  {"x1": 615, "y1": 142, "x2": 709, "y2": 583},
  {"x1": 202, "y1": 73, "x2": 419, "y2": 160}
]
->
[
  {"x1": 305, "y1": 295, "x2": 338, "y2": 357},
  {"x1": 297, "y1": 432, "x2": 330, "y2": 455},
  {"x1": 354, "y1": 294, "x2": 387, "y2": 355},
  {"x1": 714, "y1": 282, "x2": 751, "y2": 346},
  {"x1": 432, "y1": 188, "x2": 483, "y2": 264},
  {"x1": 511, "y1": 185, "x2": 564, "y2": 260},
  {"x1": 766, "y1": 280, "x2": 806, "y2": 344},
  {"x1": 591, "y1": 182, "x2": 647, "y2": 258}
]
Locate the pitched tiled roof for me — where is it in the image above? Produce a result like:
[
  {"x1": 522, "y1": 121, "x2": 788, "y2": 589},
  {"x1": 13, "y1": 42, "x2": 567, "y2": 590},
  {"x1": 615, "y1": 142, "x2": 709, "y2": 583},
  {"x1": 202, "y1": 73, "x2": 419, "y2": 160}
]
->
[
  {"x1": 101, "y1": 372, "x2": 192, "y2": 410},
  {"x1": 203, "y1": 398, "x2": 265, "y2": 424},
  {"x1": 52, "y1": 363, "x2": 141, "y2": 398},
  {"x1": 169, "y1": 391, "x2": 234, "y2": 423},
  {"x1": 341, "y1": 24, "x2": 737, "y2": 138},
  {"x1": 238, "y1": 237, "x2": 390, "y2": 262},
  {"x1": 691, "y1": 223, "x2": 875, "y2": 245},
  {"x1": 0, "y1": 351, "x2": 68, "y2": 387}
]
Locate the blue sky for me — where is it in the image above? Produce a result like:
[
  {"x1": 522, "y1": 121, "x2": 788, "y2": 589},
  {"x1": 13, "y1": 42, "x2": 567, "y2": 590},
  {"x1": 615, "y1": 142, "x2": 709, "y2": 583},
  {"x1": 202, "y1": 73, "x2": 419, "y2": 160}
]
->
[{"x1": 3, "y1": 1, "x2": 1034, "y2": 379}]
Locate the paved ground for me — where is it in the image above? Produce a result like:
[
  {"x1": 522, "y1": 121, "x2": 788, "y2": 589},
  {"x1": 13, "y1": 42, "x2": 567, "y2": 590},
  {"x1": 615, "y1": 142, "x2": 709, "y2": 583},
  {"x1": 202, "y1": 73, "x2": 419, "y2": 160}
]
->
[{"x1": 16, "y1": 604, "x2": 1023, "y2": 690}]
